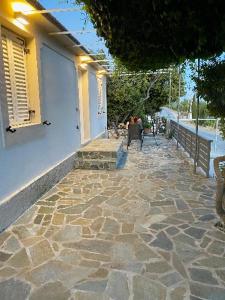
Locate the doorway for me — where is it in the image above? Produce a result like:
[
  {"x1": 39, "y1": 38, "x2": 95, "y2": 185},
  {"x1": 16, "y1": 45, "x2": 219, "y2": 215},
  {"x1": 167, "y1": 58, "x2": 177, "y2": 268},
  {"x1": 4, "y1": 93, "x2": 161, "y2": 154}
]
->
[{"x1": 78, "y1": 68, "x2": 91, "y2": 144}]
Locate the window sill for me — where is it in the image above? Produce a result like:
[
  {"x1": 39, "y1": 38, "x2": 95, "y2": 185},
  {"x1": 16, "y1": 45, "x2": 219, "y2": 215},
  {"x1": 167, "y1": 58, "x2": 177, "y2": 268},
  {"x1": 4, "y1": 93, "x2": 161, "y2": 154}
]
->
[{"x1": 10, "y1": 121, "x2": 42, "y2": 130}]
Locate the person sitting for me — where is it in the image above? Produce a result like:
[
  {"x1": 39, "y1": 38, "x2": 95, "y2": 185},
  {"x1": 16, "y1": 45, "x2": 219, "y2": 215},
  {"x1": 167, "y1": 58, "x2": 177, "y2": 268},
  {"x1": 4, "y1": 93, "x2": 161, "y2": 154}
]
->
[{"x1": 127, "y1": 118, "x2": 143, "y2": 149}]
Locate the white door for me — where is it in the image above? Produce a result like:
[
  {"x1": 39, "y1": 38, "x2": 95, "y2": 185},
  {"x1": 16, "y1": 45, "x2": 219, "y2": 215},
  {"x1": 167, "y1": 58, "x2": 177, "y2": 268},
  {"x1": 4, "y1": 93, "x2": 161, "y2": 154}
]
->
[{"x1": 78, "y1": 69, "x2": 90, "y2": 144}]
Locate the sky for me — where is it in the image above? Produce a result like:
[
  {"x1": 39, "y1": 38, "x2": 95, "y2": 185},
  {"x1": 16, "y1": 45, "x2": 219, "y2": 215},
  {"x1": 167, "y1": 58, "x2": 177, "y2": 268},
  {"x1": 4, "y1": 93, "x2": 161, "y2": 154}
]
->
[
  {"x1": 39, "y1": 0, "x2": 194, "y2": 99},
  {"x1": 39, "y1": 0, "x2": 110, "y2": 55}
]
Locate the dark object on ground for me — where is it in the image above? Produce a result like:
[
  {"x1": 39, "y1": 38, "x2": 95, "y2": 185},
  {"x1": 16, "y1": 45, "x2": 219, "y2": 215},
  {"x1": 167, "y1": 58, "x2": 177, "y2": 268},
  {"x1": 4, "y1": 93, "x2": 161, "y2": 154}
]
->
[
  {"x1": 214, "y1": 156, "x2": 225, "y2": 225},
  {"x1": 127, "y1": 124, "x2": 143, "y2": 150},
  {"x1": 215, "y1": 221, "x2": 225, "y2": 233}
]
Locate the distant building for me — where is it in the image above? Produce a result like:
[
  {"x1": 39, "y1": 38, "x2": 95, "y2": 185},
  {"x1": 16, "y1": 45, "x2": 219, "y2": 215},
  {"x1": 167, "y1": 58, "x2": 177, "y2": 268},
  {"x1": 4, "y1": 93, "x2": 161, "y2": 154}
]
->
[{"x1": 0, "y1": 0, "x2": 108, "y2": 231}]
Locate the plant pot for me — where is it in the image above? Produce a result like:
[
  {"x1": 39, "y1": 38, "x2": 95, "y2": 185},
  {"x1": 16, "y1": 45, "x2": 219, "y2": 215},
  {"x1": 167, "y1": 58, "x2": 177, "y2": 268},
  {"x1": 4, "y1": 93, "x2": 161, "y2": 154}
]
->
[{"x1": 144, "y1": 127, "x2": 150, "y2": 134}]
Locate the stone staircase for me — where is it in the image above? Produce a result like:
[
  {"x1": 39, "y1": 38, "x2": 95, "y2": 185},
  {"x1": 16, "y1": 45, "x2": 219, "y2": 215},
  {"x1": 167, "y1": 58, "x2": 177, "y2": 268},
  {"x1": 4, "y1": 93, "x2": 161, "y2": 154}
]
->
[{"x1": 76, "y1": 139, "x2": 125, "y2": 170}]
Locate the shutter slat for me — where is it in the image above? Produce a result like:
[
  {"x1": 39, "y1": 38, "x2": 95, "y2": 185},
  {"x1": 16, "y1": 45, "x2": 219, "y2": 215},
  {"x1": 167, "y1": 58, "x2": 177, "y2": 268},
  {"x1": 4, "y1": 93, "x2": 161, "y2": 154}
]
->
[
  {"x1": 1, "y1": 31, "x2": 30, "y2": 125},
  {"x1": 1, "y1": 35, "x2": 14, "y2": 122},
  {"x1": 11, "y1": 35, "x2": 30, "y2": 122}
]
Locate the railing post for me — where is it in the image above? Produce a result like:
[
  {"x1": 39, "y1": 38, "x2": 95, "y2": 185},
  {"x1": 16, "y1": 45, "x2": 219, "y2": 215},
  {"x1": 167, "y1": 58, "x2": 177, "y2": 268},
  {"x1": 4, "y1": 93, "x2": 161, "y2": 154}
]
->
[{"x1": 194, "y1": 58, "x2": 200, "y2": 174}]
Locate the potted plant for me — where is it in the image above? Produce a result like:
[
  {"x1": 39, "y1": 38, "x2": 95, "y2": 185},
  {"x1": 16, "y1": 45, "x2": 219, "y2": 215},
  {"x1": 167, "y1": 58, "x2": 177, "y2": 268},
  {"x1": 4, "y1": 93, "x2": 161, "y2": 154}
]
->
[{"x1": 143, "y1": 121, "x2": 151, "y2": 134}]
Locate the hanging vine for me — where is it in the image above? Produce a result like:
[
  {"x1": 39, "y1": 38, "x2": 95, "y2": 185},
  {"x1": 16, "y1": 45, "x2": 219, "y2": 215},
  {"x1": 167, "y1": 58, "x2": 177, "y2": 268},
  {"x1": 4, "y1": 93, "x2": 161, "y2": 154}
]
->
[{"x1": 76, "y1": 0, "x2": 225, "y2": 70}]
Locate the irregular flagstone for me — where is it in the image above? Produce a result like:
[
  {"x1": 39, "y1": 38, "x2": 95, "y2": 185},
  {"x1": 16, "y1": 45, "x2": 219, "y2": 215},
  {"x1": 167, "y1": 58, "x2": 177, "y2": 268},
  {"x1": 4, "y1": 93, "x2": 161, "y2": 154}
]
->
[
  {"x1": 134, "y1": 242, "x2": 159, "y2": 261},
  {"x1": 172, "y1": 252, "x2": 188, "y2": 278},
  {"x1": 184, "y1": 227, "x2": 206, "y2": 239},
  {"x1": 216, "y1": 270, "x2": 225, "y2": 282},
  {"x1": 2, "y1": 236, "x2": 21, "y2": 253},
  {"x1": 122, "y1": 223, "x2": 134, "y2": 233},
  {"x1": 0, "y1": 267, "x2": 16, "y2": 278},
  {"x1": 165, "y1": 226, "x2": 179, "y2": 236},
  {"x1": 57, "y1": 204, "x2": 89, "y2": 214},
  {"x1": 63, "y1": 239, "x2": 113, "y2": 254},
  {"x1": 0, "y1": 278, "x2": 31, "y2": 300},
  {"x1": 190, "y1": 282, "x2": 225, "y2": 300},
  {"x1": 28, "y1": 240, "x2": 54, "y2": 267},
  {"x1": 159, "y1": 271, "x2": 183, "y2": 287},
  {"x1": 89, "y1": 268, "x2": 109, "y2": 279},
  {"x1": 81, "y1": 251, "x2": 110, "y2": 262},
  {"x1": 199, "y1": 213, "x2": 216, "y2": 222},
  {"x1": 73, "y1": 280, "x2": 107, "y2": 293},
  {"x1": 29, "y1": 281, "x2": 70, "y2": 300},
  {"x1": 200, "y1": 236, "x2": 212, "y2": 248},
  {"x1": 102, "y1": 261, "x2": 143, "y2": 273},
  {"x1": 173, "y1": 233, "x2": 197, "y2": 247},
  {"x1": 0, "y1": 232, "x2": 10, "y2": 247},
  {"x1": 58, "y1": 249, "x2": 81, "y2": 265},
  {"x1": 12, "y1": 226, "x2": 32, "y2": 240},
  {"x1": 106, "y1": 197, "x2": 126, "y2": 207},
  {"x1": 90, "y1": 217, "x2": 105, "y2": 232},
  {"x1": 206, "y1": 230, "x2": 225, "y2": 242},
  {"x1": 0, "y1": 136, "x2": 223, "y2": 299},
  {"x1": 172, "y1": 212, "x2": 195, "y2": 222},
  {"x1": 150, "y1": 231, "x2": 173, "y2": 251},
  {"x1": 190, "y1": 296, "x2": 204, "y2": 300},
  {"x1": 194, "y1": 256, "x2": 225, "y2": 268},
  {"x1": 150, "y1": 223, "x2": 168, "y2": 230},
  {"x1": 151, "y1": 200, "x2": 174, "y2": 206},
  {"x1": 83, "y1": 206, "x2": 102, "y2": 219},
  {"x1": 52, "y1": 225, "x2": 81, "y2": 242},
  {"x1": 112, "y1": 242, "x2": 135, "y2": 262},
  {"x1": 207, "y1": 240, "x2": 225, "y2": 255},
  {"x1": 115, "y1": 234, "x2": 140, "y2": 244},
  {"x1": 7, "y1": 248, "x2": 30, "y2": 268},
  {"x1": 174, "y1": 241, "x2": 203, "y2": 264},
  {"x1": 102, "y1": 218, "x2": 120, "y2": 234},
  {"x1": 88, "y1": 196, "x2": 108, "y2": 206},
  {"x1": 133, "y1": 275, "x2": 166, "y2": 300},
  {"x1": 170, "y1": 286, "x2": 187, "y2": 300},
  {"x1": 175, "y1": 199, "x2": 189, "y2": 210},
  {"x1": 73, "y1": 291, "x2": 110, "y2": 300},
  {"x1": 25, "y1": 260, "x2": 95, "y2": 288},
  {"x1": 145, "y1": 261, "x2": 172, "y2": 273},
  {"x1": 105, "y1": 271, "x2": 129, "y2": 300},
  {"x1": 0, "y1": 251, "x2": 12, "y2": 262},
  {"x1": 189, "y1": 268, "x2": 218, "y2": 285}
]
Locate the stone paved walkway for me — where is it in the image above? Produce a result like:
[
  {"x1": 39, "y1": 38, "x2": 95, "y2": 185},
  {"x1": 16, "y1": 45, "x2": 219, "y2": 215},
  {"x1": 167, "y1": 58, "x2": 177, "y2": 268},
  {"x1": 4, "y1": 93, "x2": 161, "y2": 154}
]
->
[{"x1": 0, "y1": 136, "x2": 225, "y2": 300}]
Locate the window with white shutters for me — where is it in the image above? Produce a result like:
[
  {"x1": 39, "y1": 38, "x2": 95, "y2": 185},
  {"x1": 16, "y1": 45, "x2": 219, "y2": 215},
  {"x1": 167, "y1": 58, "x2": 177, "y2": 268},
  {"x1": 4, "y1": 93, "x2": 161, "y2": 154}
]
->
[
  {"x1": 1, "y1": 29, "x2": 30, "y2": 127},
  {"x1": 97, "y1": 75, "x2": 103, "y2": 114}
]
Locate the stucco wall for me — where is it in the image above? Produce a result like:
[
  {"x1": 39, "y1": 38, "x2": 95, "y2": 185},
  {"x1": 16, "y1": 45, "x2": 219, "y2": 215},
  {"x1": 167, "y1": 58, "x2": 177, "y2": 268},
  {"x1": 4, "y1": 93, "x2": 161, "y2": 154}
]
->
[
  {"x1": 0, "y1": 1, "x2": 107, "y2": 204},
  {"x1": 88, "y1": 69, "x2": 107, "y2": 139},
  {"x1": 0, "y1": 43, "x2": 80, "y2": 202}
]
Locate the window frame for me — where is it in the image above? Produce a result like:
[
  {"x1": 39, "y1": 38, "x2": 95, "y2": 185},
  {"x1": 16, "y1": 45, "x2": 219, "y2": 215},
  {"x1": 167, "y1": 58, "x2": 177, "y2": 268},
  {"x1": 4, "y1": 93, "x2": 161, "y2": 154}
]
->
[
  {"x1": 1, "y1": 27, "x2": 31, "y2": 128},
  {"x1": 96, "y1": 74, "x2": 104, "y2": 115},
  {"x1": 0, "y1": 25, "x2": 42, "y2": 147}
]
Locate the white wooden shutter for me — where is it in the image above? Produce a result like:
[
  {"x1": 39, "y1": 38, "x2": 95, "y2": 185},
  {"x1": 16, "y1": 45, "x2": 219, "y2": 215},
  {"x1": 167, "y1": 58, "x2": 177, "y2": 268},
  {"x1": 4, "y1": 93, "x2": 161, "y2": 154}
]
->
[
  {"x1": 1, "y1": 34, "x2": 14, "y2": 123},
  {"x1": 1, "y1": 29, "x2": 30, "y2": 126},
  {"x1": 97, "y1": 75, "x2": 103, "y2": 113}
]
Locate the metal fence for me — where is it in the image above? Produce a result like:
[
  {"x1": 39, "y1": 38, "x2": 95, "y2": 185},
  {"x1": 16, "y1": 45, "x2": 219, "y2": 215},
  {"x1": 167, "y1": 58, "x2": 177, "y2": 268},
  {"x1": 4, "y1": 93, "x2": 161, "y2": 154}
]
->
[{"x1": 170, "y1": 120, "x2": 213, "y2": 177}]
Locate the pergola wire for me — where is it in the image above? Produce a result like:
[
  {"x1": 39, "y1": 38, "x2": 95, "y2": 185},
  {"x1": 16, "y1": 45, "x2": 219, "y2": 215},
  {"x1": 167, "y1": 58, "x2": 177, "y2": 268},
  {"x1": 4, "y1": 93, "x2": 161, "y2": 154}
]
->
[
  {"x1": 24, "y1": 7, "x2": 82, "y2": 15},
  {"x1": 49, "y1": 30, "x2": 95, "y2": 35}
]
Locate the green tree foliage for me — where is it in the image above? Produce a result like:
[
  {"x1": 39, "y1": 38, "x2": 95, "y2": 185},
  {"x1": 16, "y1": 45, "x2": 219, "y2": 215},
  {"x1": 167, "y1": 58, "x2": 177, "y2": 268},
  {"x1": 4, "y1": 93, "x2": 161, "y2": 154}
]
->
[
  {"x1": 77, "y1": 0, "x2": 225, "y2": 70},
  {"x1": 194, "y1": 59, "x2": 225, "y2": 118},
  {"x1": 194, "y1": 58, "x2": 225, "y2": 137},
  {"x1": 107, "y1": 62, "x2": 185, "y2": 124}
]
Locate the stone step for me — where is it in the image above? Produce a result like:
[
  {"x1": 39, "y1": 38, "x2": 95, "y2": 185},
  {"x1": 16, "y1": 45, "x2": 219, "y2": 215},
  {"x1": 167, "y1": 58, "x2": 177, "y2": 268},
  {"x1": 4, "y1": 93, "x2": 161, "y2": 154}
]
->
[
  {"x1": 78, "y1": 150, "x2": 117, "y2": 160},
  {"x1": 77, "y1": 159, "x2": 117, "y2": 170},
  {"x1": 76, "y1": 139, "x2": 125, "y2": 170}
]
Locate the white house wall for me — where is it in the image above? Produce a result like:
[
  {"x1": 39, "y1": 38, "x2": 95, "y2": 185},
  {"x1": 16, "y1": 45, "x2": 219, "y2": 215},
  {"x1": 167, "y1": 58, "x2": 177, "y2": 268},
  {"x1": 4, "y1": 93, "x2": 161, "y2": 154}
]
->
[
  {"x1": 88, "y1": 67, "x2": 107, "y2": 139},
  {"x1": 0, "y1": 41, "x2": 80, "y2": 202},
  {"x1": 0, "y1": 24, "x2": 107, "y2": 204}
]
